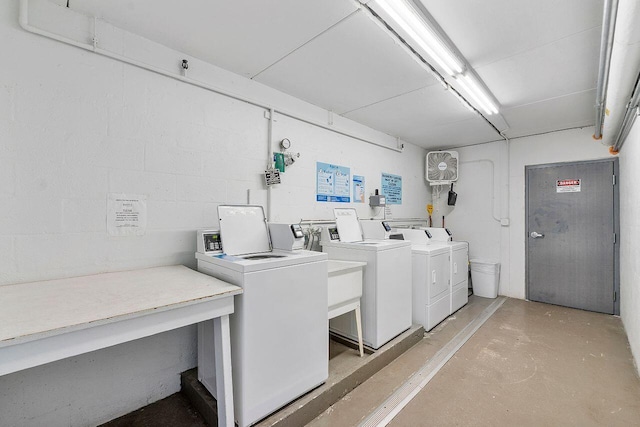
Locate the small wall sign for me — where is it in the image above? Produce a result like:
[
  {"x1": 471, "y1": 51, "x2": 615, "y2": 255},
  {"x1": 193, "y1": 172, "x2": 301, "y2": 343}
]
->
[
  {"x1": 556, "y1": 179, "x2": 581, "y2": 193},
  {"x1": 107, "y1": 193, "x2": 147, "y2": 236}
]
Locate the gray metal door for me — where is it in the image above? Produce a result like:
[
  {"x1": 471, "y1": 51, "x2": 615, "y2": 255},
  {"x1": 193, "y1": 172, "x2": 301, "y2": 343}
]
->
[{"x1": 526, "y1": 159, "x2": 618, "y2": 314}]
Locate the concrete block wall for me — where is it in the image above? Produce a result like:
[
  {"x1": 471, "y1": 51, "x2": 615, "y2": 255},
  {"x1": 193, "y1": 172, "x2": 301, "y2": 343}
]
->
[
  {"x1": 438, "y1": 141, "x2": 509, "y2": 295},
  {"x1": 620, "y1": 121, "x2": 640, "y2": 373},
  {"x1": 507, "y1": 128, "x2": 611, "y2": 299},
  {"x1": 0, "y1": 1, "x2": 430, "y2": 425},
  {"x1": 446, "y1": 128, "x2": 612, "y2": 300},
  {"x1": 446, "y1": 125, "x2": 640, "y2": 376}
]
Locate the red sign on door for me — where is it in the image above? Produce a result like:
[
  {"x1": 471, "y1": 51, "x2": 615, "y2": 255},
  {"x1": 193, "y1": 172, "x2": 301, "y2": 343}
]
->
[{"x1": 556, "y1": 179, "x2": 581, "y2": 193}]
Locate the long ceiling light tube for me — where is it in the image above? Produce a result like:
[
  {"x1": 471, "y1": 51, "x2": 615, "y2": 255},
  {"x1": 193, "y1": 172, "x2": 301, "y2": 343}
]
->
[
  {"x1": 594, "y1": 0, "x2": 619, "y2": 140},
  {"x1": 455, "y1": 74, "x2": 498, "y2": 115},
  {"x1": 448, "y1": 87, "x2": 476, "y2": 113},
  {"x1": 361, "y1": 2, "x2": 448, "y2": 88},
  {"x1": 373, "y1": 0, "x2": 499, "y2": 116},
  {"x1": 376, "y1": 0, "x2": 463, "y2": 76}
]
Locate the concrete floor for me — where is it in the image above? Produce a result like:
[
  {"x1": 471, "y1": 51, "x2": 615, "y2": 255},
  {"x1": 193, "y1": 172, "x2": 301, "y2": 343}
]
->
[
  {"x1": 181, "y1": 324, "x2": 424, "y2": 427},
  {"x1": 100, "y1": 393, "x2": 207, "y2": 427},
  {"x1": 310, "y1": 297, "x2": 640, "y2": 426},
  {"x1": 101, "y1": 296, "x2": 640, "y2": 426}
]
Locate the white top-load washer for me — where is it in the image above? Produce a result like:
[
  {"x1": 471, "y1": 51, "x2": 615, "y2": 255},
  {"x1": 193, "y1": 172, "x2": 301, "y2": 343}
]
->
[
  {"x1": 419, "y1": 227, "x2": 469, "y2": 314},
  {"x1": 321, "y1": 209, "x2": 412, "y2": 349},
  {"x1": 359, "y1": 219, "x2": 394, "y2": 240},
  {"x1": 400, "y1": 229, "x2": 452, "y2": 331},
  {"x1": 195, "y1": 206, "x2": 328, "y2": 427}
]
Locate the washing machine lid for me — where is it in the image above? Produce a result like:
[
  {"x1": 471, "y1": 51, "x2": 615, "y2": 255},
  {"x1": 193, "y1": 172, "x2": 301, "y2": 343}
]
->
[
  {"x1": 333, "y1": 208, "x2": 363, "y2": 243},
  {"x1": 218, "y1": 205, "x2": 271, "y2": 256}
]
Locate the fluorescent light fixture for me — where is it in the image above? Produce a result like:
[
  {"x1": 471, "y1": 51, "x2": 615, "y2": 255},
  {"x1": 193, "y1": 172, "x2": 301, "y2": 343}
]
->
[
  {"x1": 448, "y1": 87, "x2": 476, "y2": 113},
  {"x1": 375, "y1": 0, "x2": 463, "y2": 76},
  {"x1": 455, "y1": 74, "x2": 499, "y2": 115}
]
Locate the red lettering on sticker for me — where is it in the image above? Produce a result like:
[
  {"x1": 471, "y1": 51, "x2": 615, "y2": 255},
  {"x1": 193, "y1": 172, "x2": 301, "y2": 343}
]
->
[{"x1": 557, "y1": 179, "x2": 580, "y2": 186}]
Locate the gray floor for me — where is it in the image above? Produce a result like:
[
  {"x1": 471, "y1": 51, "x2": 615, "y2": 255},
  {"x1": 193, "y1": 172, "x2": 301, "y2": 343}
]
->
[
  {"x1": 100, "y1": 393, "x2": 207, "y2": 427},
  {"x1": 310, "y1": 297, "x2": 640, "y2": 426},
  {"x1": 102, "y1": 296, "x2": 640, "y2": 426}
]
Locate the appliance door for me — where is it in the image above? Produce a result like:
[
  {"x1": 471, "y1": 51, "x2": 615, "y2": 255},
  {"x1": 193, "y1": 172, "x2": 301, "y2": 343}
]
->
[
  {"x1": 373, "y1": 245, "x2": 412, "y2": 348},
  {"x1": 451, "y1": 245, "x2": 468, "y2": 287},
  {"x1": 198, "y1": 259, "x2": 328, "y2": 427},
  {"x1": 526, "y1": 160, "x2": 617, "y2": 314},
  {"x1": 428, "y1": 252, "x2": 450, "y2": 305}
]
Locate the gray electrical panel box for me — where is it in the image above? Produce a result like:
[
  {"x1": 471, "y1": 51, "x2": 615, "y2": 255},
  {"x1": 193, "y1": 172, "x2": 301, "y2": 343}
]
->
[{"x1": 369, "y1": 195, "x2": 386, "y2": 207}]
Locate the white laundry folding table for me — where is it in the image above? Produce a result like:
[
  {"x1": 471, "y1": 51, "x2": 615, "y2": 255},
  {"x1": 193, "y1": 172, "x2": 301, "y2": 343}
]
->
[{"x1": 0, "y1": 265, "x2": 242, "y2": 427}]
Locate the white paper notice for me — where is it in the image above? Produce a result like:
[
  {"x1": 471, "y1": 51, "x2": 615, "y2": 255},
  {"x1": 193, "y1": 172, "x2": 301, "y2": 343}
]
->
[{"x1": 107, "y1": 194, "x2": 147, "y2": 236}]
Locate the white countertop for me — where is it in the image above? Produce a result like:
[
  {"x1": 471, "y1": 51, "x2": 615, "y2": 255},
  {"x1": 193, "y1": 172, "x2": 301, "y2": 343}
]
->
[{"x1": 0, "y1": 265, "x2": 242, "y2": 347}]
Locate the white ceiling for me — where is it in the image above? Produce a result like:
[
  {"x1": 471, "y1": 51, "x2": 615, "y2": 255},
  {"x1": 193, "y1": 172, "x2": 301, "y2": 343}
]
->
[{"x1": 62, "y1": 0, "x2": 605, "y2": 149}]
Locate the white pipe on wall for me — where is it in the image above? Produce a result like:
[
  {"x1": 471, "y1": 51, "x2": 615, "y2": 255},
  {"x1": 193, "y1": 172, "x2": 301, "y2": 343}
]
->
[
  {"x1": 267, "y1": 108, "x2": 275, "y2": 221},
  {"x1": 600, "y1": 0, "x2": 640, "y2": 146},
  {"x1": 502, "y1": 136, "x2": 510, "y2": 224},
  {"x1": 18, "y1": 0, "x2": 403, "y2": 154},
  {"x1": 459, "y1": 158, "x2": 502, "y2": 223},
  {"x1": 594, "y1": 0, "x2": 619, "y2": 140}
]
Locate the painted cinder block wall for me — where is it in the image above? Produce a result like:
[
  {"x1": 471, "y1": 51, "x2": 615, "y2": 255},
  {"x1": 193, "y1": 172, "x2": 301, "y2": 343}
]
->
[
  {"x1": 3, "y1": 1, "x2": 639, "y2": 425},
  {"x1": 445, "y1": 128, "x2": 612, "y2": 300},
  {"x1": 619, "y1": 120, "x2": 640, "y2": 372},
  {"x1": 0, "y1": 1, "x2": 430, "y2": 426},
  {"x1": 445, "y1": 127, "x2": 640, "y2": 374}
]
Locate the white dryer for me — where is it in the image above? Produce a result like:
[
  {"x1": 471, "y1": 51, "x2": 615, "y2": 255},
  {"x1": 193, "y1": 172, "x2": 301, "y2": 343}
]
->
[
  {"x1": 321, "y1": 209, "x2": 412, "y2": 349},
  {"x1": 401, "y1": 229, "x2": 451, "y2": 331},
  {"x1": 420, "y1": 227, "x2": 469, "y2": 313},
  {"x1": 195, "y1": 206, "x2": 328, "y2": 427}
]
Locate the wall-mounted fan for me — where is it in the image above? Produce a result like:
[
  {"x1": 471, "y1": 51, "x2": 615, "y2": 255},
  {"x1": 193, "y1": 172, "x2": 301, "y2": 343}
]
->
[{"x1": 426, "y1": 151, "x2": 459, "y2": 186}]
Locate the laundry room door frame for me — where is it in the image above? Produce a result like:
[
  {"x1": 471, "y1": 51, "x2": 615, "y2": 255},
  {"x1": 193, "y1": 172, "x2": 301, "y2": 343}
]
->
[{"x1": 525, "y1": 158, "x2": 620, "y2": 315}]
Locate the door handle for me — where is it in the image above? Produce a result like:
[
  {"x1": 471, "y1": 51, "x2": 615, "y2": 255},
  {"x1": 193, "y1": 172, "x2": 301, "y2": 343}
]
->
[{"x1": 530, "y1": 231, "x2": 545, "y2": 238}]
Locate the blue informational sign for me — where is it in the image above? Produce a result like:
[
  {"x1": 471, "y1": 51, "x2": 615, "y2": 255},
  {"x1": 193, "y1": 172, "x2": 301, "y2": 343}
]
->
[
  {"x1": 381, "y1": 172, "x2": 402, "y2": 205},
  {"x1": 316, "y1": 162, "x2": 351, "y2": 203},
  {"x1": 353, "y1": 175, "x2": 365, "y2": 203}
]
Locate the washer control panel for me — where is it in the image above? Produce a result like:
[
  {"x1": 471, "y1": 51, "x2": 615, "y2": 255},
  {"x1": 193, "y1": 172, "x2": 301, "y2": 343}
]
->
[
  {"x1": 197, "y1": 229, "x2": 223, "y2": 254},
  {"x1": 291, "y1": 224, "x2": 304, "y2": 238},
  {"x1": 328, "y1": 227, "x2": 340, "y2": 240}
]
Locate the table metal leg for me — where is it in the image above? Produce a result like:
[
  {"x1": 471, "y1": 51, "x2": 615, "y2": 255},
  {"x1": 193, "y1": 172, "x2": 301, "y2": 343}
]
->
[
  {"x1": 213, "y1": 314, "x2": 235, "y2": 427},
  {"x1": 355, "y1": 305, "x2": 364, "y2": 357}
]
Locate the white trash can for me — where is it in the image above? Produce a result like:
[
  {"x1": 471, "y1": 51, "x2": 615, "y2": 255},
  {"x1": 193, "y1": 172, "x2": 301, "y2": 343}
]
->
[{"x1": 470, "y1": 259, "x2": 500, "y2": 298}]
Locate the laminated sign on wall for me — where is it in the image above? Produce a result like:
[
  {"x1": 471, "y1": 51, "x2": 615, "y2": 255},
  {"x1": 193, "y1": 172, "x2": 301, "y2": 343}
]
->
[
  {"x1": 556, "y1": 179, "x2": 581, "y2": 193},
  {"x1": 381, "y1": 172, "x2": 402, "y2": 205},
  {"x1": 107, "y1": 194, "x2": 147, "y2": 236},
  {"x1": 353, "y1": 175, "x2": 365, "y2": 203},
  {"x1": 316, "y1": 162, "x2": 350, "y2": 202}
]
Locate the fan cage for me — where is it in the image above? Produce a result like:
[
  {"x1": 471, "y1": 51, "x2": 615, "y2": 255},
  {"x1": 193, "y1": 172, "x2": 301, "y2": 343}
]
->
[{"x1": 426, "y1": 151, "x2": 459, "y2": 185}]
